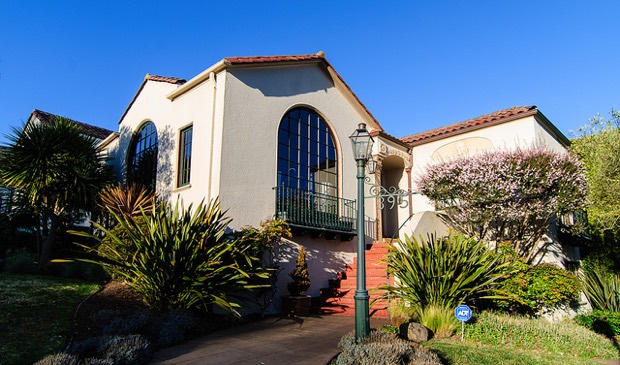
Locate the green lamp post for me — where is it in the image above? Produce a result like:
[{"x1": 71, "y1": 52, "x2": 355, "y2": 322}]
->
[{"x1": 349, "y1": 122, "x2": 374, "y2": 341}]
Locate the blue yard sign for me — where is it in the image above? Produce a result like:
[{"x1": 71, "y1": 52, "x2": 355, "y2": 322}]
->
[
  {"x1": 455, "y1": 304, "x2": 472, "y2": 322},
  {"x1": 455, "y1": 304, "x2": 472, "y2": 341}
]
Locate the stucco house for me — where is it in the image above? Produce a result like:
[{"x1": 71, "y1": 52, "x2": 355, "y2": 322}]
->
[{"x1": 37, "y1": 53, "x2": 580, "y2": 317}]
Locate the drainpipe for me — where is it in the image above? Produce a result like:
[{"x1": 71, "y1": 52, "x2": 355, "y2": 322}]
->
[
  {"x1": 207, "y1": 72, "x2": 217, "y2": 200},
  {"x1": 407, "y1": 151, "x2": 414, "y2": 216}
]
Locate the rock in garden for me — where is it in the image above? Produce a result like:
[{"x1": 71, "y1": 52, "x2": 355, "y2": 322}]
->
[{"x1": 400, "y1": 322, "x2": 429, "y2": 342}]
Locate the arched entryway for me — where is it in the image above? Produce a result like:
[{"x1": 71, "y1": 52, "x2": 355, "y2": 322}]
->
[{"x1": 380, "y1": 155, "x2": 405, "y2": 238}]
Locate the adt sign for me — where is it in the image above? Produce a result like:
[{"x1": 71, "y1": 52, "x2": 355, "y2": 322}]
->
[{"x1": 455, "y1": 304, "x2": 472, "y2": 322}]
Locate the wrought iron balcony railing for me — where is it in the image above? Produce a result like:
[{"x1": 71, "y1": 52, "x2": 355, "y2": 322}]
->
[{"x1": 274, "y1": 185, "x2": 356, "y2": 233}]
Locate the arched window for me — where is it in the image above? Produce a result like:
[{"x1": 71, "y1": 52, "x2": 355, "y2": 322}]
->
[
  {"x1": 128, "y1": 121, "x2": 158, "y2": 189},
  {"x1": 277, "y1": 107, "x2": 337, "y2": 197}
]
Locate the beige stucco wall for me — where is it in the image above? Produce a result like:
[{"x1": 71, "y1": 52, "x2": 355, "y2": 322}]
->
[
  {"x1": 218, "y1": 65, "x2": 377, "y2": 229},
  {"x1": 410, "y1": 116, "x2": 567, "y2": 213},
  {"x1": 109, "y1": 64, "x2": 381, "y2": 299},
  {"x1": 217, "y1": 65, "x2": 380, "y2": 296}
]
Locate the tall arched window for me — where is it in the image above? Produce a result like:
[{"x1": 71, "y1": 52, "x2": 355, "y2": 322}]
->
[
  {"x1": 128, "y1": 121, "x2": 158, "y2": 189},
  {"x1": 277, "y1": 107, "x2": 338, "y2": 197}
]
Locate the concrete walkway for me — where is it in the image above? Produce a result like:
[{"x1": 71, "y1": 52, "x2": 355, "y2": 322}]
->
[{"x1": 151, "y1": 315, "x2": 389, "y2": 365}]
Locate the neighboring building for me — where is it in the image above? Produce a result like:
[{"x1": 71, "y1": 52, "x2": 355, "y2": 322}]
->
[
  {"x1": 56, "y1": 53, "x2": 579, "y2": 316},
  {"x1": 27, "y1": 109, "x2": 115, "y2": 143}
]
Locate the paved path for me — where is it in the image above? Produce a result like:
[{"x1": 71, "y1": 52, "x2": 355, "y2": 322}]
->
[{"x1": 151, "y1": 315, "x2": 388, "y2": 365}]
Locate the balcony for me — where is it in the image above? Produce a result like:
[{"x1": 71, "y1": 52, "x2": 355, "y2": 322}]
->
[{"x1": 274, "y1": 185, "x2": 356, "y2": 240}]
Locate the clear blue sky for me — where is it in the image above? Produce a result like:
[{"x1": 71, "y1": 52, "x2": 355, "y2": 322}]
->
[{"x1": 1, "y1": 1, "x2": 618, "y2": 143}]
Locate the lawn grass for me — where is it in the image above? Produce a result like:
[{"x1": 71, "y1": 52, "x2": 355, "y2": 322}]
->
[
  {"x1": 425, "y1": 341, "x2": 614, "y2": 365},
  {"x1": 0, "y1": 273, "x2": 99, "y2": 365},
  {"x1": 421, "y1": 310, "x2": 620, "y2": 365}
]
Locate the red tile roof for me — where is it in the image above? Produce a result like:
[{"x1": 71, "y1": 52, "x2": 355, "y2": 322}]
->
[
  {"x1": 401, "y1": 106, "x2": 539, "y2": 146},
  {"x1": 31, "y1": 109, "x2": 114, "y2": 140},
  {"x1": 224, "y1": 54, "x2": 324, "y2": 64},
  {"x1": 145, "y1": 74, "x2": 186, "y2": 84}
]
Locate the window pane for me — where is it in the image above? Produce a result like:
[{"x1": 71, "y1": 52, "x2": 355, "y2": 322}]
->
[
  {"x1": 129, "y1": 121, "x2": 158, "y2": 189},
  {"x1": 276, "y1": 107, "x2": 338, "y2": 198},
  {"x1": 177, "y1": 125, "x2": 192, "y2": 187}
]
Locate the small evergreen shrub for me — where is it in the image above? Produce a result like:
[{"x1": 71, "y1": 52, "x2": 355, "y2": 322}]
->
[
  {"x1": 157, "y1": 310, "x2": 199, "y2": 347},
  {"x1": 34, "y1": 352, "x2": 79, "y2": 365},
  {"x1": 3, "y1": 247, "x2": 38, "y2": 274},
  {"x1": 334, "y1": 330, "x2": 441, "y2": 365},
  {"x1": 495, "y1": 246, "x2": 581, "y2": 315},
  {"x1": 575, "y1": 310, "x2": 620, "y2": 337},
  {"x1": 288, "y1": 246, "x2": 310, "y2": 296},
  {"x1": 102, "y1": 310, "x2": 153, "y2": 335},
  {"x1": 102, "y1": 334, "x2": 153, "y2": 365},
  {"x1": 68, "y1": 334, "x2": 153, "y2": 365}
]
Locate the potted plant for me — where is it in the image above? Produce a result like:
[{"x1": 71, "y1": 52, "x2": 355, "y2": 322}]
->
[{"x1": 282, "y1": 246, "x2": 311, "y2": 317}]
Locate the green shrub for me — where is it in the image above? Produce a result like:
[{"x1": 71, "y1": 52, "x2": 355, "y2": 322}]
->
[
  {"x1": 67, "y1": 335, "x2": 153, "y2": 365},
  {"x1": 581, "y1": 265, "x2": 620, "y2": 311},
  {"x1": 3, "y1": 247, "x2": 38, "y2": 274},
  {"x1": 417, "y1": 304, "x2": 459, "y2": 338},
  {"x1": 75, "y1": 199, "x2": 269, "y2": 313},
  {"x1": 157, "y1": 310, "x2": 199, "y2": 347},
  {"x1": 237, "y1": 219, "x2": 291, "y2": 314},
  {"x1": 102, "y1": 310, "x2": 153, "y2": 335},
  {"x1": 495, "y1": 260, "x2": 581, "y2": 315},
  {"x1": 574, "y1": 310, "x2": 620, "y2": 337},
  {"x1": 102, "y1": 334, "x2": 153, "y2": 365},
  {"x1": 288, "y1": 246, "x2": 310, "y2": 296},
  {"x1": 334, "y1": 330, "x2": 441, "y2": 365},
  {"x1": 383, "y1": 234, "x2": 509, "y2": 310},
  {"x1": 465, "y1": 311, "x2": 617, "y2": 358}
]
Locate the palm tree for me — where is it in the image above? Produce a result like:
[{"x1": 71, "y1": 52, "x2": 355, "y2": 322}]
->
[{"x1": 0, "y1": 118, "x2": 113, "y2": 267}]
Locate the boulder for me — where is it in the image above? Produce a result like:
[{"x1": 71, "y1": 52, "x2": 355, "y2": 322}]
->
[{"x1": 399, "y1": 322, "x2": 429, "y2": 342}]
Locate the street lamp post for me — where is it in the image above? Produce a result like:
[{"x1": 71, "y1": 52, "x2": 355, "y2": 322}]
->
[{"x1": 349, "y1": 123, "x2": 374, "y2": 341}]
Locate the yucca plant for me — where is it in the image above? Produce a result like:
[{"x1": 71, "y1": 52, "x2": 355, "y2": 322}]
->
[
  {"x1": 99, "y1": 182, "x2": 156, "y2": 216},
  {"x1": 382, "y1": 233, "x2": 510, "y2": 310},
  {"x1": 74, "y1": 199, "x2": 268, "y2": 313},
  {"x1": 582, "y1": 266, "x2": 620, "y2": 312}
]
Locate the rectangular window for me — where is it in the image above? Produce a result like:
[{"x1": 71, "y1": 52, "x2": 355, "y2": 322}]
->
[{"x1": 177, "y1": 125, "x2": 192, "y2": 187}]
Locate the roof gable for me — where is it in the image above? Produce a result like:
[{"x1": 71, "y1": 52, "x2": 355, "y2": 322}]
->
[
  {"x1": 166, "y1": 52, "x2": 384, "y2": 132},
  {"x1": 118, "y1": 74, "x2": 186, "y2": 124},
  {"x1": 401, "y1": 106, "x2": 570, "y2": 147}
]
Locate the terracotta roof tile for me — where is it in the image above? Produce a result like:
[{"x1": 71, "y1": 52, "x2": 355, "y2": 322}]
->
[
  {"x1": 224, "y1": 54, "x2": 323, "y2": 64},
  {"x1": 401, "y1": 106, "x2": 538, "y2": 146},
  {"x1": 145, "y1": 74, "x2": 186, "y2": 84},
  {"x1": 32, "y1": 109, "x2": 114, "y2": 140}
]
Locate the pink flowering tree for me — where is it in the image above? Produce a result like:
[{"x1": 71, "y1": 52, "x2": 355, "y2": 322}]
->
[{"x1": 416, "y1": 147, "x2": 588, "y2": 263}]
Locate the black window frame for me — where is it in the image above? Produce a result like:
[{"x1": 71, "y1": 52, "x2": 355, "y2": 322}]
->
[
  {"x1": 277, "y1": 107, "x2": 338, "y2": 197},
  {"x1": 177, "y1": 125, "x2": 193, "y2": 187},
  {"x1": 127, "y1": 121, "x2": 158, "y2": 190}
]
